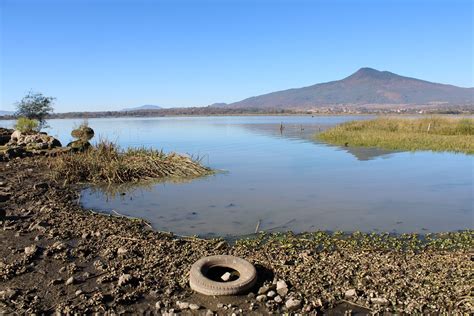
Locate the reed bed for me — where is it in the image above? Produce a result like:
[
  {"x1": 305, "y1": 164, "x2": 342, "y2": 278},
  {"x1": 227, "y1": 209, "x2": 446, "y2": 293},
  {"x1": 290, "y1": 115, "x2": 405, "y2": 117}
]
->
[
  {"x1": 50, "y1": 140, "x2": 212, "y2": 184},
  {"x1": 317, "y1": 116, "x2": 474, "y2": 154}
]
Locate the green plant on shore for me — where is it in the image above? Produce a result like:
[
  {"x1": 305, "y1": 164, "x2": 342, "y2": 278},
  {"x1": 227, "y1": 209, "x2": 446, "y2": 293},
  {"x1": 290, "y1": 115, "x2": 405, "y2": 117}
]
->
[
  {"x1": 316, "y1": 116, "x2": 474, "y2": 154},
  {"x1": 50, "y1": 140, "x2": 212, "y2": 184},
  {"x1": 14, "y1": 117, "x2": 40, "y2": 133}
]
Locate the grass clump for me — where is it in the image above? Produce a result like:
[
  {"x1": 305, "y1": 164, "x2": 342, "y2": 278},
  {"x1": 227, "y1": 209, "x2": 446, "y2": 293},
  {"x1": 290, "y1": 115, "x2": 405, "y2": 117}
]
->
[
  {"x1": 317, "y1": 116, "x2": 474, "y2": 154},
  {"x1": 14, "y1": 117, "x2": 39, "y2": 133},
  {"x1": 50, "y1": 140, "x2": 212, "y2": 184}
]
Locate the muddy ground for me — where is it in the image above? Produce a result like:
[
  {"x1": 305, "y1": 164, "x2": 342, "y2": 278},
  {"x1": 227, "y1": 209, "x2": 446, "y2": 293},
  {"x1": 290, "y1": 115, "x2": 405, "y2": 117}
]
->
[{"x1": 0, "y1": 157, "x2": 472, "y2": 314}]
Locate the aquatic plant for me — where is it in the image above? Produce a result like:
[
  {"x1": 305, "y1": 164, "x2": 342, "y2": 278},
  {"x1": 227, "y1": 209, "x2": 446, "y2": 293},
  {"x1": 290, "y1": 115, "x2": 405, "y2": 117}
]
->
[
  {"x1": 317, "y1": 116, "x2": 474, "y2": 154},
  {"x1": 50, "y1": 140, "x2": 212, "y2": 184}
]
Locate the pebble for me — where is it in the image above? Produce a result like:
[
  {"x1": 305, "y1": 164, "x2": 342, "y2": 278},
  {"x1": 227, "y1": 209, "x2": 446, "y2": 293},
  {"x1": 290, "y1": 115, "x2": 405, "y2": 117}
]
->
[
  {"x1": 117, "y1": 247, "x2": 128, "y2": 255},
  {"x1": 274, "y1": 295, "x2": 283, "y2": 303},
  {"x1": 205, "y1": 310, "x2": 214, "y2": 316},
  {"x1": 216, "y1": 303, "x2": 224, "y2": 308},
  {"x1": 276, "y1": 280, "x2": 289, "y2": 297},
  {"x1": 155, "y1": 301, "x2": 162, "y2": 309},
  {"x1": 371, "y1": 297, "x2": 389, "y2": 305},
  {"x1": 117, "y1": 273, "x2": 133, "y2": 287},
  {"x1": 345, "y1": 288, "x2": 357, "y2": 298},
  {"x1": 285, "y1": 298, "x2": 302, "y2": 311},
  {"x1": 65, "y1": 277, "x2": 75, "y2": 286},
  {"x1": 176, "y1": 301, "x2": 189, "y2": 310},
  {"x1": 189, "y1": 303, "x2": 200, "y2": 310},
  {"x1": 75, "y1": 290, "x2": 83, "y2": 296},
  {"x1": 267, "y1": 290, "x2": 277, "y2": 298},
  {"x1": 256, "y1": 294, "x2": 267, "y2": 302},
  {"x1": 0, "y1": 288, "x2": 18, "y2": 300},
  {"x1": 24, "y1": 244, "x2": 38, "y2": 256},
  {"x1": 258, "y1": 285, "x2": 272, "y2": 295}
]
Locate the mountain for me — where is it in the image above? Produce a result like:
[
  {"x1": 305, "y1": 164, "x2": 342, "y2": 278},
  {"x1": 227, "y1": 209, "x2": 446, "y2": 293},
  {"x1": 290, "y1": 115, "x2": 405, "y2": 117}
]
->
[
  {"x1": 222, "y1": 68, "x2": 473, "y2": 109},
  {"x1": 121, "y1": 105, "x2": 162, "y2": 111}
]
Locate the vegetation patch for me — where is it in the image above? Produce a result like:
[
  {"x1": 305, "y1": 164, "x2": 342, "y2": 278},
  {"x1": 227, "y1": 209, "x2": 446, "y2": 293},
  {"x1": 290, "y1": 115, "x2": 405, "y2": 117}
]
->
[
  {"x1": 50, "y1": 140, "x2": 212, "y2": 184},
  {"x1": 317, "y1": 116, "x2": 474, "y2": 154}
]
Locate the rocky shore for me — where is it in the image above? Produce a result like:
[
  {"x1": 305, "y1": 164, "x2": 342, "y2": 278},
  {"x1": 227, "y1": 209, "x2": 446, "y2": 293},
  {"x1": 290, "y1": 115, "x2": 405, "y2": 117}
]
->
[{"x1": 0, "y1": 157, "x2": 472, "y2": 314}]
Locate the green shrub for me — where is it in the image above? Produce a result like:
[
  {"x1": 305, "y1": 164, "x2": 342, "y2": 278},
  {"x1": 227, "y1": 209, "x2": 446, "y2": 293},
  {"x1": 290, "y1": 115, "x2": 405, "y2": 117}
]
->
[{"x1": 14, "y1": 117, "x2": 39, "y2": 133}]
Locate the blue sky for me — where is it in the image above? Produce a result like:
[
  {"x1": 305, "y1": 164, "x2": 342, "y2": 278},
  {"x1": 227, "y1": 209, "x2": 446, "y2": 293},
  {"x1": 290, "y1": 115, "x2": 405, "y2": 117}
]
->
[{"x1": 1, "y1": 0, "x2": 472, "y2": 112}]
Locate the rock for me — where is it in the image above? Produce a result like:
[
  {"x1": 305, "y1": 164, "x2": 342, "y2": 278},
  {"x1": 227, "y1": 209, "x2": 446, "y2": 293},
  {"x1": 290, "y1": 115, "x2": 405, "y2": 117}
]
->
[
  {"x1": 205, "y1": 310, "x2": 214, "y2": 316},
  {"x1": 371, "y1": 297, "x2": 389, "y2": 305},
  {"x1": 247, "y1": 292, "x2": 255, "y2": 298},
  {"x1": 71, "y1": 126, "x2": 95, "y2": 141},
  {"x1": 0, "y1": 128, "x2": 13, "y2": 146},
  {"x1": 117, "y1": 247, "x2": 128, "y2": 255},
  {"x1": 258, "y1": 285, "x2": 272, "y2": 295},
  {"x1": 277, "y1": 287, "x2": 288, "y2": 297},
  {"x1": 65, "y1": 276, "x2": 75, "y2": 285},
  {"x1": 176, "y1": 301, "x2": 190, "y2": 310},
  {"x1": 216, "y1": 303, "x2": 224, "y2": 308},
  {"x1": 276, "y1": 280, "x2": 288, "y2": 291},
  {"x1": 345, "y1": 288, "x2": 357, "y2": 299},
  {"x1": 66, "y1": 140, "x2": 91, "y2": 152},
  {"x1": 24, "y1": 244, "x2": 38, "y2": 256},
  {"x1": 221, "y1": 272, "x2": 231, "y2": 281},
  {"x1": 155, "y1": 301, "x2": 163, "y2": 309},
  {"x1": 274, "y1": 295, "x2": 283, "y2": 303},
  {"x1": 267, "y1": 290, "x2": 277, "y2": 298},
  {"x1": 117, "y1": 274, "x2": 133, "y2": 287},
  {"x1": 189, "y1": 303, "x2": 200, "y2": 310},
  {"x1": 256, "y1": 294, "x2": 267, "y2": 302},
  {"x1": 0, "y1": 288, "x2": 18, "y2": 300},
  {"x1": 285, "y1": 298, "x2": 302, "y2": 311},
  {"x1": 75, "y1": 290, "x2": 83, "y2": 296}
]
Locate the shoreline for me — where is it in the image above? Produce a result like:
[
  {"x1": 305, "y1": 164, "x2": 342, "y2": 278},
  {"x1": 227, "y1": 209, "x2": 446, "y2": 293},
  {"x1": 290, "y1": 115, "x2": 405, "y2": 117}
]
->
[{"x1": 0, "y1": 157, "x2": 472, "y2": 314}]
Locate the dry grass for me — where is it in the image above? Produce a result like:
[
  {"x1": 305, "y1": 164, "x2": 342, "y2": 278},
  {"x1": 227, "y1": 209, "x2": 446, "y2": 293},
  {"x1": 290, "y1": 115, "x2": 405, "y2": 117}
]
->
[
  {"x1": 317, "y1": 116, "x2": 474, "y2": 154},
  {"x1": 50, "y1": 140, "x2": 212, "y2": 184}
]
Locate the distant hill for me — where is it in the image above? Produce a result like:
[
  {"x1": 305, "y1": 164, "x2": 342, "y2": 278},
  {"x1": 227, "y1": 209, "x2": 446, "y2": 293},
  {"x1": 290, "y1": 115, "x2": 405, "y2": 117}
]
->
[
  {"x1": 220, "y1": 68, "x2": 473, "y2": 109},
  {"x1": 121, "y1": 105, "x2": 162, "y2": 111},
  {"x1": 0, "y1": 110, "x2": 14, "y2": 116}
]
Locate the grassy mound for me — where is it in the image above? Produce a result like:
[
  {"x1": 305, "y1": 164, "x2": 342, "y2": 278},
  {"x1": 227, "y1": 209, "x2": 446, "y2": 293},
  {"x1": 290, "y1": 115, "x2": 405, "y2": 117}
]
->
[
  {"x1": 317, "y1": 117, "x2": 474, "y2": 154},
  {"x1": 50, "y1": 140, "x2": 212, "y2": 184}
]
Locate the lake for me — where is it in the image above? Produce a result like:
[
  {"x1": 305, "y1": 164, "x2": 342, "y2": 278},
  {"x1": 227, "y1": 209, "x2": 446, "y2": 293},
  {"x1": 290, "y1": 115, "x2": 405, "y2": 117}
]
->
[{"x1": 2, "y1": 116, "x2": 473, "y2": 237}]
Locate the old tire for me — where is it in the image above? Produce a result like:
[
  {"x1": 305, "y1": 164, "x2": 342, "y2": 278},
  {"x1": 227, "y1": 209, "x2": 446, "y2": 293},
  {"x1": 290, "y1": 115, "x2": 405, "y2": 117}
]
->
[{"x1": 189, "y1": 255, "x2": 257, "y2": 296}]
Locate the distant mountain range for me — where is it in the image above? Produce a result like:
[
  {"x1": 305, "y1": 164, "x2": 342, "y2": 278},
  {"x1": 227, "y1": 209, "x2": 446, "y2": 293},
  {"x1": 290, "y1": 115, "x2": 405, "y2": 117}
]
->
[
  {"x1": 215, "y1": 68, "x2": 473, "y2": 109},
  {"x1": 121, "y1": 105, "x2": 162, "y2": 111},
  {"x1": 0, "y1": 110, "x2": 14, "y2": 116}
]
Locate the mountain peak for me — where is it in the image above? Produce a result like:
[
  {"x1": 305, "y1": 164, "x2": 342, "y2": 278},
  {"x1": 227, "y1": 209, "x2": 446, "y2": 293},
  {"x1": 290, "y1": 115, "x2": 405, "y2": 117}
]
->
[{"x1": 346, "y1": 67, "x2": 397, "y2": 81}]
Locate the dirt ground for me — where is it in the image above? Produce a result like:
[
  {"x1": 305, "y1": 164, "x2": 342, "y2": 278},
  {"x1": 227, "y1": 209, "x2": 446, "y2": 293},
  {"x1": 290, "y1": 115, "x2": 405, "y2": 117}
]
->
[{"x1": 0, "y1": 157, "x2": 472, "y2": 314}]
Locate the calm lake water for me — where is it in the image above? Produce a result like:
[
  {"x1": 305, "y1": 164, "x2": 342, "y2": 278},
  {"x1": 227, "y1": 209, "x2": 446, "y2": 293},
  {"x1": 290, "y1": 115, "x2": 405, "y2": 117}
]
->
[{"x1": 3, "y1": 116, "x2": 473, "y2": 236}]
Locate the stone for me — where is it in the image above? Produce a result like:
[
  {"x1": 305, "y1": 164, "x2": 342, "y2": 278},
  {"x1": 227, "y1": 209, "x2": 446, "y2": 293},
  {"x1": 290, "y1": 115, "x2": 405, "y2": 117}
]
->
[
  {"x1": 24, "y1": 244, "x2": 38, "y2": 256},
  {"x1": 258, "y1": 285, "x2": 272, "y2": 295},
  {"x1": 176, "y1": 301, "x2": 189, "y2": 309},
  {"x1": 277, "y1": 287, "x2": 288, "y2": 297},
  {"x1": 276, "y1": 280, "x2": 288, "y2": 291},
  {"x1": 285, "y1": 298, "x2": 302, "y2": 311},
  {"x1": 267, "y1": 290, "x2": 277, "y2": 298},
  {"x1": 221, "y1": 272, "x2": 231, "y2": 281},
  {"x1": 274, "y1": 295, "x2": 283, "y2": 303},
  {"x1": 66, "y1": 140, "x2": 91, "y2": 152},
  {"x1": 117, "y1": 247, "x2": 128, "y2": 255},
  {"x1": 71, "y1": 126, "x2": 95, "y2": 141},
  {"x1": 117, "y1": 274, "x2": 133, "y2": 287},
  {"x1": 256, "y1": 294, "x2": 267, "y2": 302},
  {"x1": 75, "y1": 290, "x2": 83, "y2": 296},
  {"x1": 371, "y1": 297, "x2": 389, "y2": 305},
  {"x1": 65, "y1": 277, "x2": 75, "y2": 285},
  {"x1": 155, "y1": 301, "x2": 163, "y2": 309},
  {"x1": 345, "y1": 288, "x2": 357, "y2": 299},
  {"x1": 189, "y1": 303, "x2": 200, "y2": 310},
  {"x1": 0, "y1": 288, "x2": 18, "y2": 300}
]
